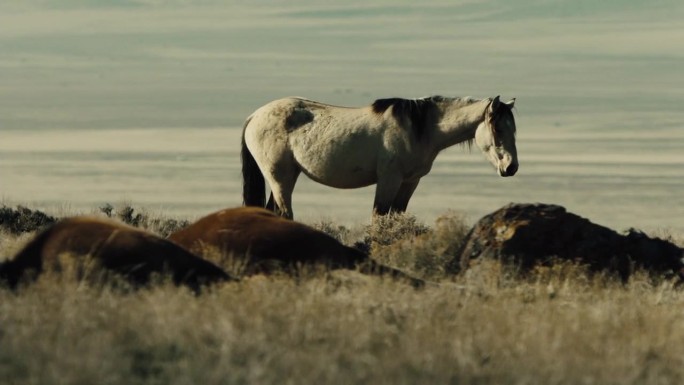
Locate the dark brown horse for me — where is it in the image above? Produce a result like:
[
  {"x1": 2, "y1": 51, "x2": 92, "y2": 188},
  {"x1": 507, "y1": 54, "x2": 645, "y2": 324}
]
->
[
  {"x1": 168, "y1": 207, "x2": 423, "y2": 285},
  {"x1": 0, "y1": 216, "x2": 236, "y2": 290}
]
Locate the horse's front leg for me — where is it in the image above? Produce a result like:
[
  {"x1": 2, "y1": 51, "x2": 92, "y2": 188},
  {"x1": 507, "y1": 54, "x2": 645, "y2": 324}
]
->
[
  {"x1": 389, "y1": 180, "x2": 420, "y2": 213},
  {"x1": 373, "y1": 172, "x2": 404, "y2": 216}
]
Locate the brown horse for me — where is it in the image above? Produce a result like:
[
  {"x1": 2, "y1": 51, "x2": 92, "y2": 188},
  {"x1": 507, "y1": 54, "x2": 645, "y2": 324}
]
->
[
  {"x1": 0, "y1": 216, "x2": 236, "y2": 291},
  {"x1": 168, "y1": 206, "x2": 423, "y2": 285}
]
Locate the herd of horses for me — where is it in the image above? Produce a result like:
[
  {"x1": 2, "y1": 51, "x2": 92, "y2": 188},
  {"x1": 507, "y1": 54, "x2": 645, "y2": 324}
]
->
[{"x1": 0, "y1": 95, "x2": 518, "y2": 291}]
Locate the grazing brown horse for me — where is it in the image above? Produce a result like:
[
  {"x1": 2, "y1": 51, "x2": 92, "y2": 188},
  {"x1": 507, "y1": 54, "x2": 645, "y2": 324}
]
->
[
  {"x1": 168, "y1": 206, "x2": 423, "y2": 285},
  {"x1": 0, "y1": 217, "x2": 236, "y2": 290}
]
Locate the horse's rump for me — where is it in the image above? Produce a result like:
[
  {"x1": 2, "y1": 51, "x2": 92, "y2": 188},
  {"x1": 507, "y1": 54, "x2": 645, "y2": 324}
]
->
[{"x1": 1, "y1": 217, "x2": 234, "y2": 290}]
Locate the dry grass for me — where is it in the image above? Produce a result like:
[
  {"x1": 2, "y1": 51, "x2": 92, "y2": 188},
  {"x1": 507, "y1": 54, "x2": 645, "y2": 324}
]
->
[{"x1": 1, "y1": 209, "x2": 684, "y2": 385}]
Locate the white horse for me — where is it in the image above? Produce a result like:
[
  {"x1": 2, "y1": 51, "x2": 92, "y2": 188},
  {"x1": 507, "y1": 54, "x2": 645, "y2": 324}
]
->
[{"x1": 241, "y1": 95, "x2": 518, "y2": 218}]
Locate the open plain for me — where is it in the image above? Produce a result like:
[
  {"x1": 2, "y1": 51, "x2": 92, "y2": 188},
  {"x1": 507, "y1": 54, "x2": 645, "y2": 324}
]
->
[{"x1": 1, "y1": 1, "x2": 683, "y2": 383}]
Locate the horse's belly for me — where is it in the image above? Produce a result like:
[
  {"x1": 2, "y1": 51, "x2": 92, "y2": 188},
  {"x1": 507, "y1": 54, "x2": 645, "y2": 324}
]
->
[
  {"x1": 302, "y1": 160, "x2": 377, "y2": 189},
  {"x1": 293, "y1": 144, "x2": 378, "y2": 188}
]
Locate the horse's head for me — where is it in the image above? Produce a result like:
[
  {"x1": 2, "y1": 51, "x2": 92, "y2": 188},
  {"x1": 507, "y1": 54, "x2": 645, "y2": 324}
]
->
[{"x1": 475, "y1": 96, "x2": 518, "y2": 177}]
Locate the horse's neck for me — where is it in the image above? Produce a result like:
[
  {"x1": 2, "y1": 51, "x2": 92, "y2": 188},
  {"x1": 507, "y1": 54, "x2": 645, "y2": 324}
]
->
[{"x1": 432, "y1": 100, "x2": 487, "y2": 151}]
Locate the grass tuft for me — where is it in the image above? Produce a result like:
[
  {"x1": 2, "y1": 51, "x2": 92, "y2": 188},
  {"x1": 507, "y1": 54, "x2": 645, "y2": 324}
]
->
[
  {"x1": 99, "y1": 203, "x2": 190, "y2": 237},
  {"x1": 370, "y1": 211, "x2": 470, "y2": 279},
  {"x1": 364, "y1": 212, "x2": 430, "y2": 247},
  {"x1": 0, "y1": 205, "x2": 56, "y2": 234}
]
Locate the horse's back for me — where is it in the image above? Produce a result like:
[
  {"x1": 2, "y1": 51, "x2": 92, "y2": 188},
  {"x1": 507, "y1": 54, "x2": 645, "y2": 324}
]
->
[
  {"x1": 168, "y1": 207, "x2": 366, "y2": 270},
  {"x1": 256, "y1": 96, "x2": 341, "y2": 110},
  {"x1": 249, "y1": 97, "x2": 317, "y2": 121},
  {"x1": 14, "y1": 217, "x2": 138, "y2": 268},
  {"x1": 2, "y1": 216, "x2": 232, "y2": 289}
]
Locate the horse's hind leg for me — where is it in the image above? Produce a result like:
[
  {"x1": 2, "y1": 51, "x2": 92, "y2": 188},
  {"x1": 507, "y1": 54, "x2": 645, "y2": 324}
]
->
[
  {"x1": 263, "y1": 164, "x2": 300, "y2": 219},
  {"x1": 269, "y1": 179, "x2": 298, "y2": 219},
  {"x1": 266, "y1": 193, "x2": 275, "y2": 211},
  {"x1": 244, "y1": 125, "x2": 300, "y2": 218}
]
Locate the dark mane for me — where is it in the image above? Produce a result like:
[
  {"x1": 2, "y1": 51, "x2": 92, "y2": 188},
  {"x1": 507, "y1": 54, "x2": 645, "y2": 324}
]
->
[
  {"x1": 492, "y1": 104, "x2": 517, "y2": 135},
  {"x1": 371, "y1": 96, "x2": 444, "y2": 140},
  {"x1": 505, "y1": 107, "x2": 517, "y2": 134}
]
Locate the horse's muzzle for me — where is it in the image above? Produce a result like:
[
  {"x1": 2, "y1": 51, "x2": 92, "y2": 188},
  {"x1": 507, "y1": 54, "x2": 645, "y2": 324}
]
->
[{"x1": 500, "y1": 163, "x2": 518, "y2": 177}]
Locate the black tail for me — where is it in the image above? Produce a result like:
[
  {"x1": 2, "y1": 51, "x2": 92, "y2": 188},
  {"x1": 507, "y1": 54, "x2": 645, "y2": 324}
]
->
[{"x1": 241, "y1": 116, "x2": 266, "y2": 207}]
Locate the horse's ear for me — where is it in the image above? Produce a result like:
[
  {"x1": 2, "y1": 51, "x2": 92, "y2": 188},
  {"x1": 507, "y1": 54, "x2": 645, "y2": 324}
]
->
[
  {"x1": 493, "y1": 95, "x2": 501, "y2": 108},
  {"x1": 488, "y1": 95, "x2": 501, "y2": 114},
  {"x1": 505, "y1": 98, "x2": 515, "y2": 108}
]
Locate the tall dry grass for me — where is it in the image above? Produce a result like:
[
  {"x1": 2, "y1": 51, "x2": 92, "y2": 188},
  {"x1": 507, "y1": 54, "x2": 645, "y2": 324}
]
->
[{"x1": 1, "y1": 207, "x2": 683, "y2": 385}]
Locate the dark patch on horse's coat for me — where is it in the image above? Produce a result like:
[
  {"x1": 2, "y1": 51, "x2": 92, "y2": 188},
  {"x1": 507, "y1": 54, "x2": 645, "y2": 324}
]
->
[
  {"x1": 285, "y1": 107, "x2": 315, "y2": 131},
  {"x1": 371, "y1": 96, "x2": 441, "y2": 140},
  {"x1": 168, "y1": 207, "x2": 424, "y2": 286},
  {"x1": 0, "y1": 217, "x2": 235, "y2": 291}
]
